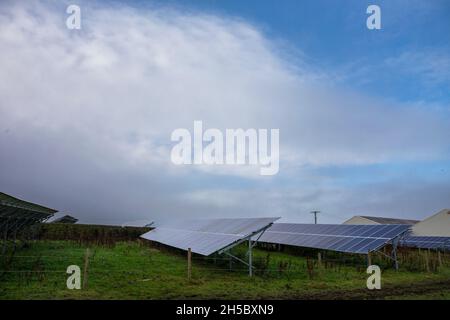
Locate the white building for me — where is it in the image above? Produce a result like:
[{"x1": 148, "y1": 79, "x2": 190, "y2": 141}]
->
[
  {"x1": 343, "y1": 215, "x2": 419, "y2": 225},
  {"x1": 412, "y1": 209, "x2": 450, "y2": 237}
]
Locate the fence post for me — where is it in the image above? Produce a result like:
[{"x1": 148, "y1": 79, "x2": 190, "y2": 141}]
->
[
  {"x1": 438, "y1": 250, "x2": 442, "y2": 268},
  {"x1": 425, "y1": 249, "x2": 430, "y2": 272},
  {"x1": 187, "y1": 248, "x2": 192, "y2": 281},
  {"x1": 2, "y1": 220, "x2": 8, "y2": 255},
  {"x1": 248, "y1": 240, "x2": 252, "y2": 277},
  {"x1": 83, "y1": 248, "x2": 90, "y2": 289},
  {"x1": 367, "y1": 252, "x2": 372, "y2": 267},
  {"x1": 317, "y1": 252, "x2": 322, "y2": 267}
]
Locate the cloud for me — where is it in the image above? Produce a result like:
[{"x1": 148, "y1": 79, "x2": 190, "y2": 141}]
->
[
  {"x1": 326, "y1": 50, "x2": 450, "y2": 105},
  {"x1": 0, "y1": 1, "x2": 449, "y2": 223},
  {"x1": 385, "y1": 49, "x2": 450, "y2": 86},
  {"x1": 173, "y1": 176, "x2": 450, "y2": 224}
]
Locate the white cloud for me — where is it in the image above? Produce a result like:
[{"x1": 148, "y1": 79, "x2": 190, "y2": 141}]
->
[
  {"x1": 385, "y1": 50, "x2": 450, "y2": 86},
  {"x1": 0, "y1": 1, "x2": 449, "y2": 223},
  {"x1": 1, "y1": 1, "x2": 448, "y2": 171}
]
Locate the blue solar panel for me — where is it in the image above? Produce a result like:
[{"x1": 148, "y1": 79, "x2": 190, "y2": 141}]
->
[
  {"x1": 400, "y1": 235, "x2": 450, "y2": 250},
  {"x1": 141, "y1": 217, "x2": 279, "y2": 256},
  {"x1": 255, "y1": 223, "x2": 411, "y2": 254}
]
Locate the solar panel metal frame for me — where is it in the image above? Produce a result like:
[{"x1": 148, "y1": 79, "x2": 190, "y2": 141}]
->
[
  {"x1": 140, "y1": 217, "x2": 279, "y2": 256},
  {"x1": 255, "y1": 223, "x2": 411, "y2": 254}
]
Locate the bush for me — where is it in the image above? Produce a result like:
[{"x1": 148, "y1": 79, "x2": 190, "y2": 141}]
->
[{"x1": 37, "y1": 223, "x2": 151, "y2": 246}]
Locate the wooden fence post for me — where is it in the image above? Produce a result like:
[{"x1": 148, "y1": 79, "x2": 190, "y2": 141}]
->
[
  {"x1": 438, "y1": 250, "x2": 442, "y2": 268},
  {"x1": 317, "y1": 252, "x2": 322, "y2": 267},
  {"x1": 83, "y1": 248, "x2": 90, "y2": 289},
  {"x1": 187, "y1": 248, "x2": 192, "y2": 281},
  {"x1": 425, "y1": 249, "x2": 430, "y2": 272}
]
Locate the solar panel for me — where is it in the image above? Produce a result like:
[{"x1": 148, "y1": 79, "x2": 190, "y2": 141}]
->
[
  {"x1": 51, "y1": 215, "x2": 78, "y2": 224},
  {"x1": 255, "y1": 223, "x2": 411, "y2": 254},
  {"x1": 400, "y1": 235, "x2": 450, "y2": 250},
  {"x1": 140, "y1": 217, "x2": 279, "y2": 256},
  {"x1": 0, "y1": 192, "x2": 57, "y2": 215},
  {"x1": 0, "y1": 192, "x2": 57, "y2": 239}
]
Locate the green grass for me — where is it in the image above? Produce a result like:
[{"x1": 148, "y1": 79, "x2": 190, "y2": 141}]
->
[{"x1": 0, "y1": 241, "x2": 449, "y2": 300}]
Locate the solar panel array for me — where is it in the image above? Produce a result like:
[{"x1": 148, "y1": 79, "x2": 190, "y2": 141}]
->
[
  {"x1": 400, "y1": 235, "x2": 450, "y2": 250},
  {"x1": 0, "y1": 192, "x2": 57, "y2": 239},
  {"x1": 256, "y1": 223, "x2": 411, "y2": 254},
  {"x1": 140, "y1": 217, "x2": 279, "y2": 256}
]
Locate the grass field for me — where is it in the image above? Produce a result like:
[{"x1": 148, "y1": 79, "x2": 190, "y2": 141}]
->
[{"x1": 1, "y1": 241, "x2": 449, "y2": 299}]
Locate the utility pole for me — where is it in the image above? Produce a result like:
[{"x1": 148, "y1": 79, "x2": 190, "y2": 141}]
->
[{"x1": 311, "y1": 210, "x2": 320, "y2": 224}]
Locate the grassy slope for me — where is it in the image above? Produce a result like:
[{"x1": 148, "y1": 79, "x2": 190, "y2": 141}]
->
[{"x1": 0, "y1": 241, "x2": 449, "y2": 300}]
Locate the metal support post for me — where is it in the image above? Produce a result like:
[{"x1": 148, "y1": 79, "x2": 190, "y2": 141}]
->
[
  {"x1": 392, "y1": 237, "x2": 399, "y2": 271},
  {"x1": 248, "y1": 239, "x2": 252, "y2": 277},
  {"x1": 187, "y1": 248, "x2": 192, "y2": 280}
]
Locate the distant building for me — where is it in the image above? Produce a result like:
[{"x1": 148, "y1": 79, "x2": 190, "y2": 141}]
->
[
  {"x1": 412, "y1": 209, "x2": 450, "y2": 237},
  {"x1": 120, "y1": 220, "x2": 154, "y2": 228},
  {"x1": 51, "y1": 214, "x2": 78, "y2": 224},
  {"x1": 343, "y1": 216, "x2": 419, "y2": 225}
]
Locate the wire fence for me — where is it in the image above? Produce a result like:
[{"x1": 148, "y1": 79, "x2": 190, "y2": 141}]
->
[
  {"x1": 1, "y1": 241, "x2": 449, "y2": 285},
  {"x1": 0, "y1": 254, "x2": 364, "y2": 278}
]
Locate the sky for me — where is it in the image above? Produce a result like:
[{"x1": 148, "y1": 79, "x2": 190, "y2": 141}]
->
[{"x1": 0, "y1": 0, "x2": 449, "y2": 225}]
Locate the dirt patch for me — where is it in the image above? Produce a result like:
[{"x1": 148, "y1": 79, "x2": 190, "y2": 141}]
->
[{"x1": 288, "y1": 279, "x2": 450, "y2": 300}]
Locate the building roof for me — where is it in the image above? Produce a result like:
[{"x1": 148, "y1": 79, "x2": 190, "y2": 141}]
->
[
  {"x1": 358, "y1": 216, "x2": 419, "y2": 225},
  {"x1": 343, "y1": 215, "x2": 419, "y2": 225}
]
